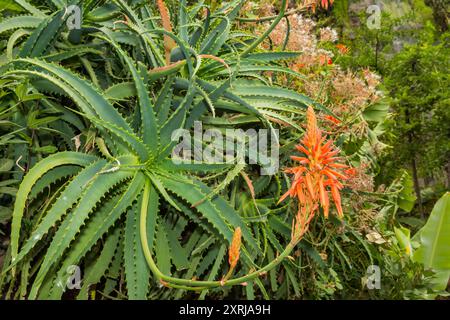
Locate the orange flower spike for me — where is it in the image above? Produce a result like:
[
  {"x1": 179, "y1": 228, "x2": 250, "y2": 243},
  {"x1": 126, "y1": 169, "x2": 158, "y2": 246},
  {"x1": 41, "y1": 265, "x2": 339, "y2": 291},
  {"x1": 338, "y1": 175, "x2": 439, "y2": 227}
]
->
[
  {"x1": 228, "y1": 227, "x2": 242, "y2": 270},
  {"x1": 280, "y1": 106, "x2": 351, "y2": 219},
  {"x1": 330, "y1": 184, "x2": 343, "y2": 217},
  {"x1": 329, "y1": 163, "x2": 349, "y2": 169}
]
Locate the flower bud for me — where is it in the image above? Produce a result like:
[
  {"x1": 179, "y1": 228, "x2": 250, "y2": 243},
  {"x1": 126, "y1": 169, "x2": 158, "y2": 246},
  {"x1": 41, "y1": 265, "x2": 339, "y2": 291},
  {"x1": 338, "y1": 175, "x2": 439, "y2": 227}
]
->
[{"x1": 228, "y1": 227, "x2": 242, "y2": 269}]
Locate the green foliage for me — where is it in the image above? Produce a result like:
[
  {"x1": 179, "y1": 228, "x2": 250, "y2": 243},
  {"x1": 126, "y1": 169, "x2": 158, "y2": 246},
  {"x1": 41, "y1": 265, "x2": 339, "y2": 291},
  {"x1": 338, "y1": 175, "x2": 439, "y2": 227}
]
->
[
  {"x1": 384, "y1": 26, "x2": 450, "y2": 178},
  {"x1": 332, "y1": 0, "x2": 449, "y2": 217}
]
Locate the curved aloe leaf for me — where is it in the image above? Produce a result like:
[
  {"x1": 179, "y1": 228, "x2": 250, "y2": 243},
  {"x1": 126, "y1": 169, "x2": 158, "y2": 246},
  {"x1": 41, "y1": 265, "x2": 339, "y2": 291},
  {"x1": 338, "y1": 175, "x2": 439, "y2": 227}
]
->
[{"x1": 11, "y1": 152, "x2": 98, "y2": 264}]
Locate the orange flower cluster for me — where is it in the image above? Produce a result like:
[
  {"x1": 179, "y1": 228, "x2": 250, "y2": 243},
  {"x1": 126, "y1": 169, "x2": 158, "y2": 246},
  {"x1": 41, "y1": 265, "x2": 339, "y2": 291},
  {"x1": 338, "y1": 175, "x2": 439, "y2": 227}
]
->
[{"x1": 279, "y1": 107, "x2": 352, "y2": 241}]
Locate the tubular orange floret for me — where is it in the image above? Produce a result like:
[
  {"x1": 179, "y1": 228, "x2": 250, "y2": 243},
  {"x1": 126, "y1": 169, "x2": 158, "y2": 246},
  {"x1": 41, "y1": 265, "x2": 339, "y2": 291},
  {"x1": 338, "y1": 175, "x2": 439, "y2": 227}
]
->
[{"x1": 318, "y1": 178, "x2": 329, "y2": 218}]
